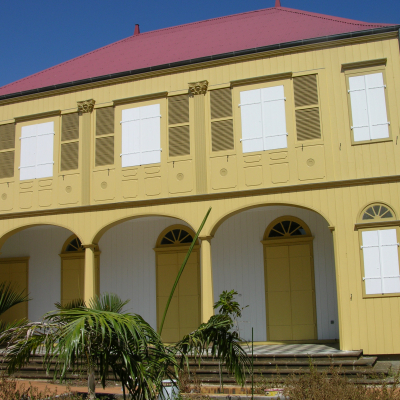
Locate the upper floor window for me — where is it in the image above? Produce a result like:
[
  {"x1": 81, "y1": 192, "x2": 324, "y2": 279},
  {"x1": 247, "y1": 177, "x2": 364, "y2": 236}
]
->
[
  {"x1": 20, "y1": 121, "x2": 54, "y2": 180},
  {"x1": 239, "y1": 85, "x2": 287, "y2": 153},
  {"x1": 120, "y1": 104, "x2": 161, "y2": 167},
  {"x1": 347, "y1": 71, "x2": 390, "y2": 143},
  {"x1": 358, "y1": 203, "x2": 400, "y2": 297}
]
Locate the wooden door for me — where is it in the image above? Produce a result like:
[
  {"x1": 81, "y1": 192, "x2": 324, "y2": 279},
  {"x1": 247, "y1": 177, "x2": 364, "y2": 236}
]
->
[
  {"x1": 156, "y1": 250, "x2": 200, "y2": 342},
  {"x1": 0, "y1": 258, "x2": 29, "y2": 322},
  {"x1": 265, "y1": 242, "x2": 317, "y2": 341}
]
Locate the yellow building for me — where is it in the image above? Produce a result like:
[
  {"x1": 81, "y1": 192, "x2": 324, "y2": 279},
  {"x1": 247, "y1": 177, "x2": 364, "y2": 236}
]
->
[{"x1": 0, "y1": 3, "x2": 400, "y2": 354}]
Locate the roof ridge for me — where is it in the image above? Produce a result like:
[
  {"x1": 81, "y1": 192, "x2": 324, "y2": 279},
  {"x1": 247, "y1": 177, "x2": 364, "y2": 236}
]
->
[{"x1": 279, "y1": 6, "x2": 388, "y2": 27}]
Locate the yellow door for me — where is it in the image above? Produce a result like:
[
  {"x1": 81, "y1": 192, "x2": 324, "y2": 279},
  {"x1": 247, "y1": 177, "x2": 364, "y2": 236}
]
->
[
  {"x1": 0, "y1": 258, "x2": 29, "y2": 323},
  {"x1": 265, "y1": 242, "x2": 317, "y2": 341},
  {"x1": 156, "y1": 250, "x2": 200, "y2": 342},
  {"x1": 61, "y1": 255, "x2": 100, "y2": 305}
]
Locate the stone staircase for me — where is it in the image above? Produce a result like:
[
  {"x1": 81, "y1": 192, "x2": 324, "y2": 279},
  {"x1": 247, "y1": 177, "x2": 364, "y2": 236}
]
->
[{"x1": 0, "y1": 348, "x2": 391, "y2": 384}]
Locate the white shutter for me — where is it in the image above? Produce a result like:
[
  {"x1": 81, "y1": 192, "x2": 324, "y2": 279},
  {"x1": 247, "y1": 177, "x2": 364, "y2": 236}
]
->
[
  {"x1": 35, "y1": 122, "x2": 54, "y2": 178},
  {"x1": 365, "y1": 73, "x2": 389, "y2": 140},
  {"x1": 362, "y1": 230, "x2": 383, "y2": 295},
  {"x1": 20, "y1": 124, "x2": 37, "y2": 180},
  {"x1": 121, "y1": 104, "x2": 161, "y2": 167},
  {"x1": 240, "y1": 89, "x2": 263, "y2": 153},
  {"x1": 140, "y1": 104, "x2": 161, "y2": 165},
  {"x1": 379, "y1": 229, "x2": 400, "y2": 294},
  {"x1": 261, "y1": 85, "x2": 287, "y2": 150},
  {"x1": 349, "y1": 76, "x2": 370, "y2": 142},
  {"x1": 121, "y1": 107, "x2": 141, "y2": 167}
]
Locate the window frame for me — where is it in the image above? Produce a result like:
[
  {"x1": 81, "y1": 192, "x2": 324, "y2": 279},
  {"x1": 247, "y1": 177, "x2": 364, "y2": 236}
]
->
[
  {"x1": 356, "y1": 203, "x2": 400, "y2": 298},
  {"x1": 232, "y1": 77, "x2": 294, "y2": 156},
  {"x1": 115, "y1": 97, "x2": 166, "y2": 169},
  {"x1": 344, "y1": 65, "x2": 392, "y2": 146},
  {"x1": 17, "y1": 117, "x2": 59, "y2": 181}
]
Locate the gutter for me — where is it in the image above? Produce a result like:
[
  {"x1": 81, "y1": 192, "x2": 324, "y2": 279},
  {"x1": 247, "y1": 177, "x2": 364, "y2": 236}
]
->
[{"x1": 0, "y1": 25, "x2": 399, "y2": 102}]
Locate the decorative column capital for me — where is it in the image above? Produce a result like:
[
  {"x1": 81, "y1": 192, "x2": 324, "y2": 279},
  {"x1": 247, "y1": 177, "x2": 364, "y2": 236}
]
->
[
  {"x1": 77, "y1": 99, "x2": 95, "y2": 113},
  {"x1": 82, "y1": 243, "x2": 97, "y2": 250},
  {"x1": 188, "y1": 80, "x2": 208, "y2": 95},
  {"x1": 199, "y1": 235, "x2": 214, "y2": 242}
]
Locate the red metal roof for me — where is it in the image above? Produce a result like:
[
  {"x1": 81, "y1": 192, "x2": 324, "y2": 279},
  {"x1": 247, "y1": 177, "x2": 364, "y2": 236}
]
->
[{"x1": 0, "y1": 6, "x2": 394, "y2": 97}]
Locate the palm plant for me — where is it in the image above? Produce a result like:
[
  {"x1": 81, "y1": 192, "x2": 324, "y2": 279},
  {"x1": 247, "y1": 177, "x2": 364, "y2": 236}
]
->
[
  {"x1": 3, "y1": 293, "x2": 177, "y2": 400},
  {"x1": 0, "y1": 281, "x2": 30, "y2": 336}
]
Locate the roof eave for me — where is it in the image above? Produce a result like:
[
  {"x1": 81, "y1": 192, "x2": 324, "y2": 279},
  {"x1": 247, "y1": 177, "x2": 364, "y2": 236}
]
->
[{"x1": 1, "y1": 25, "x2": 399, "y2": 102}]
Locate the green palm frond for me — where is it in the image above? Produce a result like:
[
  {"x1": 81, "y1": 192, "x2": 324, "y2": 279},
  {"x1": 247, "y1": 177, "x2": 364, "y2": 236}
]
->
[
  {"x1": 174, "y1": 314, "x2": 250, "y2": 386},
  {"x1": 54, "y1": 298, "x2": 86, "y2": 310},
  {"x1": 0, "y1": 281, "x2": 30, "y2": 316},
  {"x1": 88, "y1": 292, "x2": 129, "y2": 313}
]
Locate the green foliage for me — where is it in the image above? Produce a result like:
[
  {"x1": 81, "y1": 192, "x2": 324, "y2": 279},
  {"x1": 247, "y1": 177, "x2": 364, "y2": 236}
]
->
[
  {"x1": 213, "y1": 290, "x2": 244, "y2": 319},
  {"x1": 4, "y1": 293, "x2": 177, "y2": 400},
  {"x1": 174, "y1": 313, "x2": 250, "y2": 386},
  {"x1": 0, "y1": 281, "x2": 30, "y2": 317}
]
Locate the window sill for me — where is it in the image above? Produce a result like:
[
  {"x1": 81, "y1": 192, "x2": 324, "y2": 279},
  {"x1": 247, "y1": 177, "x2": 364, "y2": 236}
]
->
[
  {"x1": 351, "y1": 137, "x2": 392, "y2": 146},
  {"x1": 363, "y1": 292, "x2": 400, "y2": 299}
]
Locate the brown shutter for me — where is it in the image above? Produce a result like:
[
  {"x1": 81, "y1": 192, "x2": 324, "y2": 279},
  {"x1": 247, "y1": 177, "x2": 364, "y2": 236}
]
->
[
  {"x1": 95, "y1": 136, "x2": 114, "y2": 166},
  {"x1": 96, "y1": 107, "x2": 114, "y2": 136},
  {"x1": 60, "y1": 142, "x2": 79, "y2": 171},
  {"x1": 168, "y1": 95, "x2": 190, "y2": 157},
  {"x1": 168, "y1": 95, "x2": 189, "y2": 125},
  {"x1": 169, "y1": 126, "x2": 190, "y2": 157},
  {"x1": 293, "y1": 75, "x2": 321, "y2": 141},
  {"x1": 61, "y1": 113, "x2": 79, "y2": 141},
  {"x1": 211, "y1": 120, "x2": 234, "y2": 151},
  {"x1": 0, "y1": 151, "x2": 14, "y2": 179},
  {"x1": 96, "y1": 107, "x2": 115, "y2": 166},
  {"x1": 210, "y1": 88, "x2": 234, "y2": 151},
  {"x1": 210, "y1": 88, "x2": 232, "y2": 119},
  {"x1": 0, "y1": 124, "x2": 15, "y2": 150},
  {"x1": 293, "y1": 75, "x2": 318, "y2": 107}
]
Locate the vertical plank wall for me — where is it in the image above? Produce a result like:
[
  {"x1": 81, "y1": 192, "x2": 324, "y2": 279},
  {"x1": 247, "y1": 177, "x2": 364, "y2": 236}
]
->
[
  {"x1": 212, "y1": 205, "x2": 339, "y2": 341},
  {"x1": 98, "y1": 216, "x2": 192, "y2": 330},
  {"x1": 0, "y1": 226, "x2": 72, "y2": 321}
]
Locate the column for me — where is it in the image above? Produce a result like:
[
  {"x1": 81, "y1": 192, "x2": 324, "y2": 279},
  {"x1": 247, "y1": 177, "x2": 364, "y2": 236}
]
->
[
  {"x1": 83, "y1": 244, "x2": 97, "y2": 304},
  {"x1": 199, "y1": 235, "x2": 214, "y2": 323},
  {"x1": 189, "y1": 81, "x2": 208, "y2": 194},
  {"x1": 77, "y1": 99, "x2": 95, "y2": 206}
]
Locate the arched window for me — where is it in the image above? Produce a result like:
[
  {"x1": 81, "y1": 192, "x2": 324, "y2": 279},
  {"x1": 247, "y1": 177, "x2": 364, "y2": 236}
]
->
[
  {"x1": 64, "y1": 236, "x2": 85, "y2": 252},
  {"x1": 359, "y1": 203, "x2": 396, "y2": 222},
  {"x1": 264, "y1": 216, "x2": 311, "y2": 239},
  {"x1": 157, "y1": 226, "x2": 197, "y2": 247},
  {"x1": 357, "y1": 203, "x2": 400, "y2": 297}
]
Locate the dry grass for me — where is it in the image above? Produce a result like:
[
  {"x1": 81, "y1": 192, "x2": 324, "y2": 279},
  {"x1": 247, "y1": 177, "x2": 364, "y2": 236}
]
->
[{"x1": 178, "y1": 370, "x2": 202, "y2": 393}]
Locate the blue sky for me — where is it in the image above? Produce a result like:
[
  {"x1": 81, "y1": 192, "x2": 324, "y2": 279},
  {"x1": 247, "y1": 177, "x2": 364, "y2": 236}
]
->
[{"x1": 0, "y1": 0, "x2": 398, "y2": 88}]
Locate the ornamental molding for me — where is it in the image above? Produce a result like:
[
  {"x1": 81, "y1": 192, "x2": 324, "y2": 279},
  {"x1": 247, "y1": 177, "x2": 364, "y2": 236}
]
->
[
  {"x1": 188, "y1": 80, "x2": 208, "y2": 95},
  {"x1": 77, "y1": 99, "x2": 95, "y2": 113}
]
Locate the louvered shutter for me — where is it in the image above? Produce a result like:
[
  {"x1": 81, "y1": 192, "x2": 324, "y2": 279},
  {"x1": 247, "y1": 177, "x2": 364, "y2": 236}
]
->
[
  {"x1": 261, "y1": 85, "x2": 287, "y2": 150},
  {"x1": 210, "y1": 88, "x2": 234, "y2": 152},
  {"x1": 61, "y1": 113, "x2": 79, "y2": 171},
  {"x1": 293, "y1": 75, "x2": 321, "y2": 141},
  {"x1": 20, "y1": 125, "x2": 37, "y2": 180},
  {"x1": 379, "y1": 229, "x2": 400, "y2": 293},
  {"x1": 168, "y1": 95, "x2": 190, "y2": 157},
  {"x1": 61, "y1": 113, "x2": 79, "y2": 141},
  {"x1": 240, "y1": 89, "x2": 263, "y2": 153},
  {"x1": 366, "y1": 73, "x2": 389, "y2": 140},
  {"x1": 0, "y1": 123, "x2": 15, "y2": 179},
  {"x1": 0, "y1": 123, "x2": 15, "y2": 150},
  {"x1": 95, "y1": 107, "x2": 114, "y2": 166},
  {"x1": 61, "y1": 142, "x2": 79, "y2": 171},
  {"x1": 35, "y1": 122, "x2": 54, "y2": 178},
  {"x1": 0, "y1": 151, "x2": 14, "y2": 179},
  {"x1": 362, "y1": 230, "x2": 382, "y2": 294}
]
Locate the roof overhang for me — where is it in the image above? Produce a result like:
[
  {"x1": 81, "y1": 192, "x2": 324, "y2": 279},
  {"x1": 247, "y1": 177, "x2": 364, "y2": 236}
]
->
[{"x1": 1, "y1": 25, "x2": 399, "y2": 102}]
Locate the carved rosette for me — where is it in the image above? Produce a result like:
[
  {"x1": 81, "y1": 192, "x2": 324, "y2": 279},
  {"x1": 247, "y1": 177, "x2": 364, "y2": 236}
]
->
[
  {"x1": 77, "y1": 99, "x2": 95, "y2": 113},
  {"x1": 188, "y1": 80, "x2": 208, "y2": 95}
]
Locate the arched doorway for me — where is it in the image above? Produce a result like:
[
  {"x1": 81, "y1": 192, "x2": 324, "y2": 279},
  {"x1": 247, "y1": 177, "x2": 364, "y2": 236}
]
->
[
  {"x1": 60, "y1": 235, "x2": 99, "y2": 305},
  {"x1": 155, "y1": 225, "x2": 200, "y2": 342},
  {"x1": 263, "y1": 216, "x2": 317, "y2": 341}
]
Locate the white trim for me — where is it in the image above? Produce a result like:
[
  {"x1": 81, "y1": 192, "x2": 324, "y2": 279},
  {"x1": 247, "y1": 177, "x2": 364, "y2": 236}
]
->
[
  {"x1": 120, "y1": 115, "x2": 161, "y2": 124},
  {"x1": 120, "y1": 149, "x2": 162, "y2": 157},
  {"x1": 239, "y1": 97, "x2": 286, "y2": 107},
  {"x1": 20, "y1": 132, "x2": 55, "y2": 140}
]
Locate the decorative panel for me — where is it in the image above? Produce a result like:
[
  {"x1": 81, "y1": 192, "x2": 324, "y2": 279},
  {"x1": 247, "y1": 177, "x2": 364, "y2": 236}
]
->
[
  {"x1": 210, "y1": 156, "x2": 237, "y2": 190},
  {"x1": 167, "y1": 160, "x2": 194, "y2": 194}
]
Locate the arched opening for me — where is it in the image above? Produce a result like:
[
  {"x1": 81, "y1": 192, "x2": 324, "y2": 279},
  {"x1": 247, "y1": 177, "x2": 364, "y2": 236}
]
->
[
  {"x1": 155, "y1": 225, "x2": 200, "y2": 342},
  {"x1": 211, "y1": 205, "x2": 338, "y2": 342},
  {"x1": 0, "y1": 224, "x2": 79, "y2": 321},
  {"x1": 263, "y1": 216, "x2": 317, "y2": 341},
  {"x1": 59, "y1": 235, "x2": 99, "y2": 306}
]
